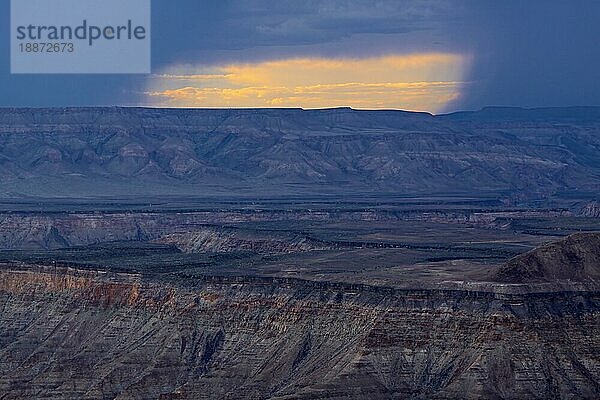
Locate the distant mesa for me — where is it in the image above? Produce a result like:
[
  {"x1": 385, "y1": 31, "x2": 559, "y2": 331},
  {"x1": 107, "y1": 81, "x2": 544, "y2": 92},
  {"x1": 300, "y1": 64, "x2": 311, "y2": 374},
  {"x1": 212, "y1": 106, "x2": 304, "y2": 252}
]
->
[
  {"x1": 493, "y1": 232, "x2": 600, "y2": 283},
  {"x1": 1, "y1": 106, "x2": 600, "y2": 199}
]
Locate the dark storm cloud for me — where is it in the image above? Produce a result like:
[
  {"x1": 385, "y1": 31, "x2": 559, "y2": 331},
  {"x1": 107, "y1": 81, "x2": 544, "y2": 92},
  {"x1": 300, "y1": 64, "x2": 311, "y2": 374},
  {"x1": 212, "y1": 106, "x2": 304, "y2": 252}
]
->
[
  {"x1": 224, "y1": 0, "x2": 457, "y2": 43},
  {"x1": 455, "y1": 1, "x2": 600, "y2": 109},
  {"x1": 150, "y1": 0, "x2": 461, "y2": 65},
  {"x1": 0, "y1": 0, "x2": 598, "y2": 109}
]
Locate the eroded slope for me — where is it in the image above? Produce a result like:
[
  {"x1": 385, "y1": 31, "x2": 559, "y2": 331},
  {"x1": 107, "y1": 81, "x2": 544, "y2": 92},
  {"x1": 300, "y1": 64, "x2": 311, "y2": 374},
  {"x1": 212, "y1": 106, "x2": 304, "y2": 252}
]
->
[
  {"x1": 0, "y1": 265, "x2": 598, "y2": 399},
  {"x1": 494, "y1": 232, "x2": 600, "y2": 283}
]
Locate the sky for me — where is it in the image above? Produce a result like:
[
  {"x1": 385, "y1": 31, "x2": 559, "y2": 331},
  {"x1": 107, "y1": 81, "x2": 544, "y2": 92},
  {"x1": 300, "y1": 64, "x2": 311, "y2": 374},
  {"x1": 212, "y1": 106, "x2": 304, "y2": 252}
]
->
[{"x1": 1, "y1": 0, "x2": 599, "y2": 113}]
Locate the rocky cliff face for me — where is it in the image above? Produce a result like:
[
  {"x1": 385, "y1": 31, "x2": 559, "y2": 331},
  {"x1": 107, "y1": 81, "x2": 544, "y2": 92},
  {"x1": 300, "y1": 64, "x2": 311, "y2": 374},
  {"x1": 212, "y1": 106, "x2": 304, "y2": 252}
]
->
[{"x1": 0, "y1": 264, "x2": 598, "y2": 399}]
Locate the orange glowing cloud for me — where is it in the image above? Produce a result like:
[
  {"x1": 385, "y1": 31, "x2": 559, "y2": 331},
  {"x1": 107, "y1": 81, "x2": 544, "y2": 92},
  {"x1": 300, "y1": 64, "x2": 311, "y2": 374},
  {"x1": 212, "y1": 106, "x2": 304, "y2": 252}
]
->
[{"x1": 146, "y1": 54, "x2": 470, "y2": 113}]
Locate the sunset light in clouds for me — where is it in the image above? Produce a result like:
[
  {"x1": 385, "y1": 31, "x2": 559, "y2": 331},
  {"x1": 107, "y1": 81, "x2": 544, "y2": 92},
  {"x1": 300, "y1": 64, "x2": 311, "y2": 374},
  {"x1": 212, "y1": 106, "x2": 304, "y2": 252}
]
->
[{"x1": 146, "y1": 53, "x2": 470, "y2": 113}]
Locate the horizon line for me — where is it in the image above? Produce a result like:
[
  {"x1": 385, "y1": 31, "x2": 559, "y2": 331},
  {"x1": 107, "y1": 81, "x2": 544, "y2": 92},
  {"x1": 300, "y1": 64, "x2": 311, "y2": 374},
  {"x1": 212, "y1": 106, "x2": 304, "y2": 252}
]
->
[{"x1": 0, "y1": 104, "x2": 599, "y2": 116}]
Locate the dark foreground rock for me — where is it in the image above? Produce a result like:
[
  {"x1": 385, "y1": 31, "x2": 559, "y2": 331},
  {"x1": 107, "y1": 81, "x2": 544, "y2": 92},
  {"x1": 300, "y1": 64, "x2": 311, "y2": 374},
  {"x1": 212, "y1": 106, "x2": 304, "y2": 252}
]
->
[{"x1": 0, "y1": 265, "x2": 598, "y2": 399}]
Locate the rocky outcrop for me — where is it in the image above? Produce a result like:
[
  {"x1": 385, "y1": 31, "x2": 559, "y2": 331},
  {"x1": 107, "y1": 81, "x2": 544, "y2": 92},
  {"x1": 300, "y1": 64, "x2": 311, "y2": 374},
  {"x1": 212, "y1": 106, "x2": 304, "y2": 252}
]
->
[
  {"x1": 580, "y1": 201, "x2": 600, "y2": 217},
  {"x1": 155, "y1": 227, "x2": 327, "y2": 254},
  {"x1": 0, "y1": 265, "x2": 598, "y2": 399},
  {"x1": 494, "y1": 232, "x2": 600, "y2": 283}
]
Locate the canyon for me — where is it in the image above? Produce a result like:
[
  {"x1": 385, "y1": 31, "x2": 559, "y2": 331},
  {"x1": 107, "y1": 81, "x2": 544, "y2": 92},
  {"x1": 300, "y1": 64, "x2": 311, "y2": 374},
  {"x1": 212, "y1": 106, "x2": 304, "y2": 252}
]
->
[
  {"x1": 0, "y1": 107, "x2": 599, "y2": 399},
  {"x1": 0, "y1": 239, "x2": 598, "y2": 399}
]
